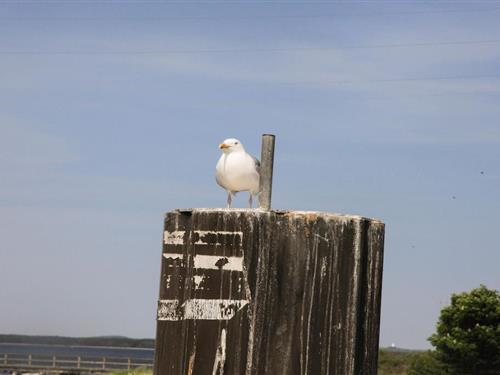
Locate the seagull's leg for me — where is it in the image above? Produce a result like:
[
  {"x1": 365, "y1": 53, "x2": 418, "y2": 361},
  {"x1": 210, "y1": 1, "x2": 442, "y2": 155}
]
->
[
  {"x1": 248, "y1": 193, "x2": 253, "y2": 208},
  {"x1": 227, "y1": 192, "x2": 232, "y2": 208}
]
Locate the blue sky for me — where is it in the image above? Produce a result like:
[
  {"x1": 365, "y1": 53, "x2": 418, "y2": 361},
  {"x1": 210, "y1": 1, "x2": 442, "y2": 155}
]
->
[{"x1": 0, "y1": 0, "x2": 499, "y2": 349}]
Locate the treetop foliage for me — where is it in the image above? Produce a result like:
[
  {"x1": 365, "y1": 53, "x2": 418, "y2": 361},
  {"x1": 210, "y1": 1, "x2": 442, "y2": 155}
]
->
[{"x1": 429, "y1": 285, "x2": 500, "y2": 375}]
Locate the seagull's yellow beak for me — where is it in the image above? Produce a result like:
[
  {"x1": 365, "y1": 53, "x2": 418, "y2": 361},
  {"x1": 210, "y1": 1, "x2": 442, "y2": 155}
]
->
[{"x1": 219, "y1": 143, "x2": 230, "y2": 149}]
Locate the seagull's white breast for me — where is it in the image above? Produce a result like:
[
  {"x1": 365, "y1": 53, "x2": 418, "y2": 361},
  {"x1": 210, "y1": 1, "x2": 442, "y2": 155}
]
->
[{"x1": 216, "y1": 151, "x2": 260, "y2": 194}]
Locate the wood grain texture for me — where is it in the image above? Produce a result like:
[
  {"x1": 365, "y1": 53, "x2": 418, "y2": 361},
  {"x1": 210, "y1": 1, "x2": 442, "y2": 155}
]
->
[{"x1": 154, "y1": 209, "x2": 384, "y2": 375}]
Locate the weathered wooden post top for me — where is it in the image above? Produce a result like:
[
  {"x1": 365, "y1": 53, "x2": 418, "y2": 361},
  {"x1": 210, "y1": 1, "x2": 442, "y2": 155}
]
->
[{"x1": 154, "y1": 135, "x2": 385, "y2": 375}]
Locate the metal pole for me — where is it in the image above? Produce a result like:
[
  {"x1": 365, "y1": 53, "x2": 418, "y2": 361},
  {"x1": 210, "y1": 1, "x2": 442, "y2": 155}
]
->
[{"x1": 259, "y1": 134, "x2": 275, "y2": 210}]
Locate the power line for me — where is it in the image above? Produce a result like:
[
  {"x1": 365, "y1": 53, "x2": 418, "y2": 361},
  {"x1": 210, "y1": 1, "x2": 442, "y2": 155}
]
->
[
  {"x1": 322, "y1": 74, "x2": 500, "y2": 85},
  {"x1": 252, "y1": 74, "x2": 500, "y2": 87},
  {"x1": 267, "y1": 74, "x2": 500, "y2": 90},
  {"x1": 2, "y1": 0, "x2": 500, "y2": 2},
  {"x1": 1, "y1": 39, "x2": 499, "y2": 54},
  {"x1": 2, "y1": 0, "x2": 500, "y2": 4},
  {"x1": 1, "y1": 7, "x2": 499, "y2": 19},
  {"x1": 355, "y1": 90, "x2": 500, "y2": 101}
]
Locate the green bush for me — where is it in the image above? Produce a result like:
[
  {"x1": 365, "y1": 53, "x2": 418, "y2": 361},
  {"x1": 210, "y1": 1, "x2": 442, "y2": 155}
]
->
[
  {"x1": 408, "y1": 351, "x2": 449, "y2": 375},
  {"x1": 378, "y1": 350, "x2": 416, "y2": 375},
  {"x1": 429, "y1": 285, "x2": 500, "y2": 375}
]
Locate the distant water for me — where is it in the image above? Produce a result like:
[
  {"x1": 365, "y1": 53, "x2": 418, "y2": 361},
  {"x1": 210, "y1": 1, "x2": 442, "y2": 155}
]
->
[{"x1": 0, "y1": 343, "x2": 154, "y2": 360}]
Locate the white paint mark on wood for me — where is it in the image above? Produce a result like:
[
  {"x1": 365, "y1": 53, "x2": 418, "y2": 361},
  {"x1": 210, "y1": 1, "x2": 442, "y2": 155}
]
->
[
  {"x1": 163, "y1": 254, "x2": 183, "y2": 269},
  {"x1": 212, "y1": 328, "x2": 227, "y2": 375},
  {"x1": 157, "y1": 299, "x2": 249, "y2": 321},
  {"x1": 321, "y1": 257, "x2": 328, "y2": 278},
  {"x1": 164, "y1": 230, "x2": 243, "y2": 245},
  {"x1": 314, "y1": 233, "x2": 330, "y2": 243},
  {"x1": 163, "y1": 254, "x2": 243, "y2": 271},
  {"x1": 193, "y1": 275, "x2": 205, "y2": 290},
  {"x1": 195, "y1": 230, "x2": 243, "y2": 237},
  {"x1": 165, "y1": 274, "x2": 173, "y2": 288},
  {"x1": 157, "y1": 300, "x2": 180, "y2": 321},
  {"x1": 195, "y1": 255, "x2": 243, "y2": 271},
  {"x1": 164, "y1": 231, "x2": 185, "y2": 245},
  {"x1": 188, "y1": 352, "x2": 196, "y2": 375},
  {"x1": 163, "y1": 254, "x2": 183, "y2": 261}
]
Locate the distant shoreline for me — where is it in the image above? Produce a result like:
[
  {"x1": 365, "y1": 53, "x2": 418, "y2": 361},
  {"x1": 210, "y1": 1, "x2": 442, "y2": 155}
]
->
[
  {"x1": 0, "y1": 342, "x2": 154, "y2": 351},
  {"x1": 0, "y1": 335, "x2": 155, "y2": 349}
]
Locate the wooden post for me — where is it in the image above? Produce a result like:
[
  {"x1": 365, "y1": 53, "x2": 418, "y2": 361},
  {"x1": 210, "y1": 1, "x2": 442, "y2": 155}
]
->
[
  {"x1": 154, "y1": 209, "x2": 384, "y2": 374},
  {"x1": 3, "y1": 353, "x2": 7, "y2": 366},
  {"x1": 28, "y1": 354, "x2": 32, "y2": 367},
  {"x1": 77, "y1": 356, "x2": 81, "y2": 369},
  {"x1": 52, "y1": 355, "x2": 56, "y2": 368},
  {"x1": 259, "y1": 134, "x2": 275, "y2": 210},
  {"x1": 102, "y1": 357, "x2": 106, "y2": 370}
]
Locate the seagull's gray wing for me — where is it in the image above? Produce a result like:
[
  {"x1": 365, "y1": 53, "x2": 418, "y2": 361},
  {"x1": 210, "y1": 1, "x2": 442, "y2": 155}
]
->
[{"x1": 252, "y1": 156, "x2": 261, "y2": 175}]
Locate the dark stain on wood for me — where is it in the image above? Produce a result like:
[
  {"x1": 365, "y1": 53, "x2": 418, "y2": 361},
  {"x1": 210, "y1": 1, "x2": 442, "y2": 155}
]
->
[{"x1": 154, "y1": 209, "x2": 384, "y2": 375}]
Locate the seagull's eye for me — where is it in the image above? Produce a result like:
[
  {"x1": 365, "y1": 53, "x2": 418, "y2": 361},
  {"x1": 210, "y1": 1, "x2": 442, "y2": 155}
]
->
[{"x1": 235, "y1": 142, "x2": 239, "y2": 145}]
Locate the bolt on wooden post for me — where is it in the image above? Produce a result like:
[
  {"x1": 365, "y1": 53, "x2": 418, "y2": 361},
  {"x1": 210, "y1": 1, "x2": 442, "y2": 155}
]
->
[{"x1": 154, "y1": 135, "x2": 385, "y2": 375}]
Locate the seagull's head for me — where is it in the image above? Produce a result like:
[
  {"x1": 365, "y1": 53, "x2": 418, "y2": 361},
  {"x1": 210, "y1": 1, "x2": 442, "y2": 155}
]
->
[{"x1": 219, "y1": 138, "x2": 245, "y2": 153}]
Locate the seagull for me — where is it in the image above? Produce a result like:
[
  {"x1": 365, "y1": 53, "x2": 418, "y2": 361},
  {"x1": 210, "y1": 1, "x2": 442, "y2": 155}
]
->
[{"x1": 215, "y1": 138, "x2": 260, "y2": 208}]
